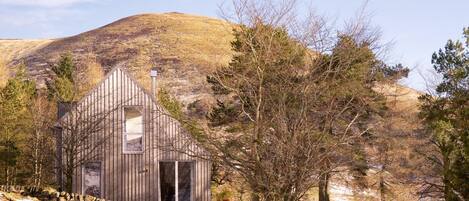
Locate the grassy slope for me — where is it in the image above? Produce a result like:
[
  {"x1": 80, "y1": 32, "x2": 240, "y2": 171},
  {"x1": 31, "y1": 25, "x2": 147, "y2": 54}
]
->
[
  {"x1": 1, "y1": 13, "x2": 234, "y2": 108},
  {"x1": 0, "y1": 39, "x2": 53, "y2": 62}
]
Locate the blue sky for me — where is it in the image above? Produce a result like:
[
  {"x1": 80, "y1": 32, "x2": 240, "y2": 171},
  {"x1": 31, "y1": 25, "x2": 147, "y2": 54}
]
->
[{"x1": 0, "y1": 0, "x2": 468, "y2": 92}]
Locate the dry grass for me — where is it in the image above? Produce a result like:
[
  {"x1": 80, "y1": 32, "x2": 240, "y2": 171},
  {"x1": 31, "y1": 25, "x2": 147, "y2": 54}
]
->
[
  {"x1": 0, "y1": 39, "x2": 53, "y2": 62},
  {"x1": 373, "y1": 83, "x2": 422, "y2": 115},
  {"x1": 28, "y1": 13, "x2": 234, "y2": 70},
  {"x1": 0, "y1": 59, "x2": 10, "y2": 88},
  {"x1": 1, "y1": 13, "x2": 234, "y2": 106},
  {"x1": 76, "y1": 58, "x2": 105, "y2": 96},
  {"x1": 150, "y1": 13, "x2": 234, "y2": 67}
]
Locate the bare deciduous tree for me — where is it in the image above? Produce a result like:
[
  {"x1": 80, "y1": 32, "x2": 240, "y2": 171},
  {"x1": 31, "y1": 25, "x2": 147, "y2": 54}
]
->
[{"x1": 25, "y1": 95, "x2": 56, "y2": 187}]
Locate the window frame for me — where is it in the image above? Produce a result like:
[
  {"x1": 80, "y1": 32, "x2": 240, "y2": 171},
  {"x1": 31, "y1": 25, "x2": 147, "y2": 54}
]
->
[
  {"x1": 81, "y1": 161, "x2": 103, "y2": 198},
  {"x1": 158, "y1": 160, "x2": 195, "y2": 201},
  {"x1": 122, "y1": 106, "x2": 145, "y2": 154}
]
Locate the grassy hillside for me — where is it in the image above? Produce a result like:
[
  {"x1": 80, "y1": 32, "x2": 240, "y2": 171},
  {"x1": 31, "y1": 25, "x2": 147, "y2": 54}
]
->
[
  {"x1": 2, "y1": 13, "x2": 234, "y2": 109},
  {"x1": 0, "y1": 13, "x2": 422, "y2": 112},
  {"x1": 0, "y1": 39, "x2": 53, "y2": 62}
]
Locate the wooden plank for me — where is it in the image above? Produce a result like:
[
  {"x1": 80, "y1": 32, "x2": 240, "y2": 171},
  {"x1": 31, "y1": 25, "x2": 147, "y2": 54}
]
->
[{"x1": 118, "y1": 69, "x2": 123, "y2": 201}]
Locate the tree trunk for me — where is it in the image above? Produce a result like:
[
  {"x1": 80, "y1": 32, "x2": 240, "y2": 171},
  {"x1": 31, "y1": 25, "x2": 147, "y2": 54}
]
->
[
  {"x1": 33, "y1": 130, "x2": 40, "y2": 187},
  {"x1": 65, "y1": 155, "x2": 74, "y2": 192},
  {"x1": 36, "y1": 162, "x2": 43, "y2": 187},
  {"x1": 12, "y1": 168, "x2": 16, "y2": 185},
  {"x1": 251, "y1": 193, "x2": 260, "y2": 201},
  {"x1": 443, "y1": 155, "x2": 458, "y2": 201},
  {"x1": 443, "y1": 175, "x2": 459, "y2": 201},
  {"x1": 379, "y1": 174, "x2": 385, "y2": 201},
  {"x1": 5, "y1": 167, "x2": 9, "y2": 186},
  {"x1": 319, "y1": 171, "x2": 330, "y2": 201},
  {"x1": 65, "y1": 169, "x2": 73, "y2": 193},
  {"x1": 379, "y1": 155, "x2": 387, "y2": 201},
  {"x1": 319, "y1": 148, "x2": 330, "y2": 201}
]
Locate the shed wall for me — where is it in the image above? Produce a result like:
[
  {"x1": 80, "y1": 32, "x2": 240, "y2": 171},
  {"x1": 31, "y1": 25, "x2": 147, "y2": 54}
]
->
[{"x1": 61, "y1": 68, "x2": 210, "y2": 201}]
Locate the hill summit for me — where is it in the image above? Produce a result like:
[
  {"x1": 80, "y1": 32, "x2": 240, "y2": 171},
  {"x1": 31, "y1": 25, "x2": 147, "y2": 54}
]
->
[{"x1": 2, "y1": 13, "x2": 235, "y2": 106}]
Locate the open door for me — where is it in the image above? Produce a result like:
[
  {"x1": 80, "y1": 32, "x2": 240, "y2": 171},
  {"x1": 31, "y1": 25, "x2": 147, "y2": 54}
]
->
[{"x1": 160, "y1": 161, "x2": 193, "y2": 201}]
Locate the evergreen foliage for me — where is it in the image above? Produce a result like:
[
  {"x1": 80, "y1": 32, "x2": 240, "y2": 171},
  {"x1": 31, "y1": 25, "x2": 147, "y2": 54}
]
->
[
  {"x1": 157, "y1": 88, "x2": 206, "y2": 142},
  {"x1": 52, "y1": 54, "x2": 74, "y2": 82},
  {"x1": 0, "y1": 64, "x2": 36, "y2": 185},
  {"x1": 206, "y1": 22, "x2": 389, "y2": 200},
  {"x1": 381, "y1": 63, "x2": 409, "y2": 81},
  {"x1": 419, "y1": 27, "x2": 469, "y2": 201},
  {"x1": 313, "y1": 35, "x2": 388, "y2": 200},
  {"x1": 47, "y1": 53, "x2": 76, "y2": 102},
  {"x1": 0, "y1": 140, "x2": 20, "y2": 168},
  {"x1": 0, "y1": 64, "x2": 36, "y2": 141}
]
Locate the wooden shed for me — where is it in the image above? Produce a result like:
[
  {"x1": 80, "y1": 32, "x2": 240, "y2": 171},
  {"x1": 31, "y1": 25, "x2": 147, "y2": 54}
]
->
[{"x1": 55, "y1": 67, "x2": 211, "y2": 201}]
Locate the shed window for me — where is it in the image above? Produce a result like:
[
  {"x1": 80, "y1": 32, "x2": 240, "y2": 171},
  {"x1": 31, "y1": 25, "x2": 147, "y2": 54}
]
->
[
  {"x1": 160, "y1": 161, "x2": 193, "y2": 201},
  {"x1": 123, "y1": 107, "x2": 143, "y2": 153},
  {"x1": 82, "y1": 162, "x2": 101, "y2": 198}
]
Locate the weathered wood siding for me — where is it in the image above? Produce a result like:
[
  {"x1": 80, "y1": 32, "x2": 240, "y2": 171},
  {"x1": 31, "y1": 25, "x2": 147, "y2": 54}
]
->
[{"x1": 60, "y1": 67, "x2": 211, "y2": 201}]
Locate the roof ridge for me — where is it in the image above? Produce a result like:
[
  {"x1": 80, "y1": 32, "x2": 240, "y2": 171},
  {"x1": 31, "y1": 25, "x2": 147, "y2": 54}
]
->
[{"x1": 56, "y1": 65, "x2": 160, "y2": 123}]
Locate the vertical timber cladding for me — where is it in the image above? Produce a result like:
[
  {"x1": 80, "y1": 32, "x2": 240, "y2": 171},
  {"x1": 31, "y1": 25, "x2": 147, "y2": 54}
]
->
[{"x1": 60, "y1": 67, "x2": 211, "y2": 201}]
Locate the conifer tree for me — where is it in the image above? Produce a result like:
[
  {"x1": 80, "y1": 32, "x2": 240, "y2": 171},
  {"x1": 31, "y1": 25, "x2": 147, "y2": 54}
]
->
[
  {"x1": 0, "y1": 64, "x2": 36, "y2": 185},
  {"x1": 419, "y1": 27, "x2": 469, "y2": 201},
  {"x1": 206, "y1": 21, "x2": 388, "y2": 201},
  {"x1": 47, "y1": 53, "x2": 77, "y2": 102}
]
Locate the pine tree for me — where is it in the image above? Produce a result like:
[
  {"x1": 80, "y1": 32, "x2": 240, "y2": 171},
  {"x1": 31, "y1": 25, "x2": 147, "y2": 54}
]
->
[
  {"x1": 206, "y1": 22, "x2": 388, "y2": 201},
  {"x1": 419, "y1": 27, "x2": 469, "y2": 201},
  {"x1": 0, "y1": 64, "x2": 36, "y2": 185},
  {"x1": 47, "y1": 53, "x2": 77, "y2": 102},
  {"x1": 313, "y1": 35, "x2": 388, "y2": 201}
]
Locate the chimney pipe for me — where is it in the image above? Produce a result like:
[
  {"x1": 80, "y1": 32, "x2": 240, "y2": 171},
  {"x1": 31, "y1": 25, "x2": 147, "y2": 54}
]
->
[{"x1": 150, "y1": 68, "x2": 158, "y2": 98}]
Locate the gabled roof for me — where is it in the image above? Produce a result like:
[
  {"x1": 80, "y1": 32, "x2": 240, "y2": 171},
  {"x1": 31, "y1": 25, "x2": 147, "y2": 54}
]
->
[
  {"x1": 55, "y1": 66, "x2": 211, "y2": 157},
  {"x1": 56, "y1": 66, "x2": 158, "y2": 124}
]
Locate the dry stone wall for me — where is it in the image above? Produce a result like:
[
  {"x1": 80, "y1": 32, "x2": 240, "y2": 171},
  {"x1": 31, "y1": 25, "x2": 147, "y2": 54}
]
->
[{"x1": 0, "y1": 185, "x2": 104, "y2": 201}]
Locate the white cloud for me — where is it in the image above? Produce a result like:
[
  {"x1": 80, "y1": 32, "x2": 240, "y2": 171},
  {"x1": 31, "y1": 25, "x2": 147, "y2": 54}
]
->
[
  {"x1": 0, "y1": 7, "x2": 85, "y2": 38},
  {"x1": 0, "y1": 0, "x2": 95, "y2": 7}
]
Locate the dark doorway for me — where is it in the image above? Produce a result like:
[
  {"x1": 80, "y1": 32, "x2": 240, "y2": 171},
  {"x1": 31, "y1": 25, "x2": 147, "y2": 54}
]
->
[
  {"x1": 160, "y1": 161, "x2": 193, "y2": 201},
  {"x1": 178, "y1": 162, "x2": 192, "y2": 201}
]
